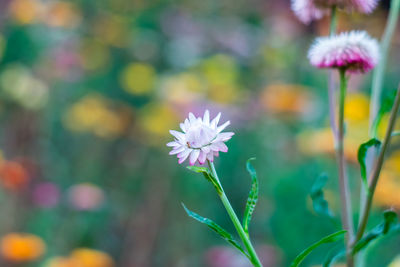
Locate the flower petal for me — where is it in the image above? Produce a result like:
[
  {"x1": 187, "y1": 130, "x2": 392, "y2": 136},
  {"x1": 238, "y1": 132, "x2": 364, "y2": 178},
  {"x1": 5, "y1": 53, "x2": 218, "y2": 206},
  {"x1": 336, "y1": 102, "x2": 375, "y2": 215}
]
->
[
  {"x1": 217, "y1": 120, "x2": 230, "y2": 133},
  {"x1": 180, "y1": 123, "x2": 186, "y2": 132},
  {"x1": 203, "y1": 110, "x2": 210, "y2": 126},
  {"x1": 178, "y1": 149, "x2": 191, "y2": 164},
  {"x1": 214, "y1": 132, "x2": 234, "y2": 142},
  {"x1": 170, "y1": 130, "x2": 185, "y2": 141},
  {"x1": 211, "y1": 112, "x2": 221, "y2": 129},
  {"x1": 188, "y1": 113, "x2": 197, "y2": 124},
  {"x1": 189, "y1": 150, "x2": 200, "y2": 165},
  {"x1": 166, "y1": 141, "x2": 180, "y2": 147},
  {"x1": 169, "y1": 146, "x2": 185, "y2": 155},
  {"x1": 198, "y1": 151, "x2": 207, "y2": 164}
]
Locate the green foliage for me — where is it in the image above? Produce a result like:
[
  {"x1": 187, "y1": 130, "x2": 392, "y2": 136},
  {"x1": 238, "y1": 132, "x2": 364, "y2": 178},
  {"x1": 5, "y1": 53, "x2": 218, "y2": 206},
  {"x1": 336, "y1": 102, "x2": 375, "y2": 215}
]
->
[
  {"x1": 357, "y1": 138, "x2": 381, "y2": 190},
  {"x1": 323, "y1": 247, "x2": 345, "y2": 267},
  {"x1": 310, "y1": 173, "x2": 334, "y2": 219},
  {"x1": 182, "y1": 203, "x2": 249, "y2": 258},
  {"x1": 290, "y1": 230, "x2": 346, "y2": 267},
  {"x1": 242, "y1": 158, "x2": 259, "y2": 236},
  {"x1": 187, "y1": 166, "x2": 223, "y2": 195},
  {"x1": 353, "y1": 211, "x2": 398, "y2": 254}
]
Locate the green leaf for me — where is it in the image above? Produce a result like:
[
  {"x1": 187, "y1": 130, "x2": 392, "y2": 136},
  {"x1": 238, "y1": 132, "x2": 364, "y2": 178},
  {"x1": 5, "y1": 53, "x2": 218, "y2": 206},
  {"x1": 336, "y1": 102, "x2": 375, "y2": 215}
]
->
[
  {"x1": 310, "y1": 173, "x2": 334, "y2": 218},
  {"x1": 187, "y1": 166, "x2": 223, "y2": 195},
  {"x1": 243, "y1": 158, "x2": 259, "y2": 236},
  {"x1": 182, "y1": 203, "x2": 248, "y2": 258},
  {"x1": 353, "y1": 210, "x2": 398, "y2": 254},
  {"x1": 357, "y1": 138, "x2": 381, "y2": 190},
  {"x1": 290, "y1": 230, "x2": 347, "y2": 267}
]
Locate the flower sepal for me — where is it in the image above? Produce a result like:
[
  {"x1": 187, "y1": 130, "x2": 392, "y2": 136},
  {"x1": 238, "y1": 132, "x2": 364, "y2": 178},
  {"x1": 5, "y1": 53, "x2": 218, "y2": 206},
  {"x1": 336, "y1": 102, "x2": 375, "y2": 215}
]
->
[{"x1": 187, "y1": 166, "x2": 223, "y2": 195}]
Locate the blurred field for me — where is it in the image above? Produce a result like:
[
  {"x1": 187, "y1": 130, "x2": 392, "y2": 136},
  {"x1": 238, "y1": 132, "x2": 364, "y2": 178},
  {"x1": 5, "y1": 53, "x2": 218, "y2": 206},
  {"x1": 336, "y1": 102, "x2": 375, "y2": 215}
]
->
[{"x1": 0, "y1": 0, "x2": 400, "y2": 266}]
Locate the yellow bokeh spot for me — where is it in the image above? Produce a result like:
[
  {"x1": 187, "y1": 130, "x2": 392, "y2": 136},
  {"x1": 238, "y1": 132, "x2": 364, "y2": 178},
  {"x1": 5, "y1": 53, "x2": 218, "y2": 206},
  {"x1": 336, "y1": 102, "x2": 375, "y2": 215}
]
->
[
  {"x1": 200, "y1": 54, "x2": 239, "y2": 103},
  {"x1": 63, "y1": 93, "x2": 132, "y2": 139},
  {"x1": 138, "y1": 103, "x2": 179, "y2": 144},
  {"x1": 162, "y1": 73, "x2": 205, "y2": 104},
  {"x1": 345, "y1": 93, "x2": 370, "y2": 122},
  {"x1": 120, "y1": 63, "x2": 156, "y2": 95},
  {"x1": 0, "y1": 233, "x2": 46, "y2": 262}
]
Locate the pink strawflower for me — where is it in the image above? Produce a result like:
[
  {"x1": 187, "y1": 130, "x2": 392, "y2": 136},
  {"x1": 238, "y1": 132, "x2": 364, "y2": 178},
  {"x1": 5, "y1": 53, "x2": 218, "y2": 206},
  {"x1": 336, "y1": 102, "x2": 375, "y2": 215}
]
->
[
  {"x1": 308, "y1": 31, "x2": 379, "y2": 73},
  {"x1": 291, "y1": 0, "x2": 380, "y2": 24},
  {"x1": 291, "y1": 0, "x2": 327, "y2": 24},
  {"x1": 167, "y1": 110, "x2": 234, "y2": 165},
  {"x1": 351, "y1": 0, "x2": 380, "y2": 13}
]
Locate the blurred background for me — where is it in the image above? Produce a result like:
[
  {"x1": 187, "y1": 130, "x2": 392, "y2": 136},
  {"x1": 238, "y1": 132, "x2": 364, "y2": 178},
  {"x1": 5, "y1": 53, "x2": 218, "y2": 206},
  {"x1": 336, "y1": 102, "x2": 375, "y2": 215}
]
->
[{"x1": 0, "y1": 0, "x2": 400, "y2": 266}]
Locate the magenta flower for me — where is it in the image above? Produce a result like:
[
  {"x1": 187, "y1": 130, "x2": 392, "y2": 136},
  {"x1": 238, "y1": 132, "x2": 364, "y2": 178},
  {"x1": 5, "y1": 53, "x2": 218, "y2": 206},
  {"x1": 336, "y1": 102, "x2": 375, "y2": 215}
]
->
[
  {"x1": 167, "y1": 110, "x2": 234, "y2": 165},
  {"x1": 308, "y1": 31, "x2": 379, "y2": 73},
  {"x1": 351, "y1": 0, "x2": 380, "y2": 13},
  {"x1": 291, "y1": 0, "x2": 380, "y2": 24},
  {"x1": 291, "y1": 0, "x2": 327, "y2": 24}
]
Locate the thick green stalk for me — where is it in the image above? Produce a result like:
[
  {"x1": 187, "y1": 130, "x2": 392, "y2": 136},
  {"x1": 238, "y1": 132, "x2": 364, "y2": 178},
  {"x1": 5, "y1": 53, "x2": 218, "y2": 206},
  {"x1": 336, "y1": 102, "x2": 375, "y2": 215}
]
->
[
  {"x1": 369, "y1": 0, "x2": 400, "y2": 134},
  {"x1": 338, "y1": 69, "x2": 354, "y2": 267},
  {"x1": 208, "y1": 161, "x2": 262, "y2": 267},
  {"x1": 330, "y1": 6, "x2": 338, "y2": 35},
  {"x1": 354, "y1": 85, "x2": 400, "y2": 245}
]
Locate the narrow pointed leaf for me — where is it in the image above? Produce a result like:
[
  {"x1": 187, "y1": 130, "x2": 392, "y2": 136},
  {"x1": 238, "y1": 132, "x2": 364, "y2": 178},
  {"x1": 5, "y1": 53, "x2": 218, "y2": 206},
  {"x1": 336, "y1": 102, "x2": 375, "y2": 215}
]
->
[
  {"x1": 310, "y1": 173, "x2": 334, "y2": 218},
  {"x1": 182, "y1": 203, "x2": 249, "y2": 258},
  {"x1": 357, "y1": 138, "x2": 381, "y2": 190},
  {"x1": 290, "y1": 230, "x2": 346, "y2": 267},
  {"x1": 243, "y1": 158, "x2": 259, "y2": 235},
  {"x1": 187, "y1": 166, "x2": 223, "y2": 195},
  {"x1": 353, "y1": 210, "x2": 398, "y2": 254}
]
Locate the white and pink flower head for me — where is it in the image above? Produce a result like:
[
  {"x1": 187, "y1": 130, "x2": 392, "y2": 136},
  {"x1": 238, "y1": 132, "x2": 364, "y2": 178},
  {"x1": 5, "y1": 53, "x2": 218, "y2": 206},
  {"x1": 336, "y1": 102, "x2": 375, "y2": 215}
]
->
[
  {"x1": 291, "y1": 0, "x2": 380, "y2": 24},
  {"x1": 308, "y1": 31, "x2": 379, "y2": 73},
  {"x1": 167, "y1": 110, "x2": 234, "y2": 165}
]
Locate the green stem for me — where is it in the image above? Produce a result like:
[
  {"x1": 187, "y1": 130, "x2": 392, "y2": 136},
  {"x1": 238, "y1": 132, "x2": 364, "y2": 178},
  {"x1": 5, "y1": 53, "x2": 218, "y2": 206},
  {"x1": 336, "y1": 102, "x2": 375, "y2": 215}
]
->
[
  {"x1": 208, "y1": 161, "x2": 262, "y2": 267},
  {"x1": 369, "y1": 0, "x2": 400, "y2": 136},
  {"x1": 328, "y1": 5, "x2": 339, "y2": 142},
  {"x1": 354, "y1": 85, "x2": 400, "y2": 245},
  {"x1": 330, "y1": 5, "x2": 338, "y2": 36},
  {"x1": 338, "y1": 69, "x2": 354, "y2": 267}
]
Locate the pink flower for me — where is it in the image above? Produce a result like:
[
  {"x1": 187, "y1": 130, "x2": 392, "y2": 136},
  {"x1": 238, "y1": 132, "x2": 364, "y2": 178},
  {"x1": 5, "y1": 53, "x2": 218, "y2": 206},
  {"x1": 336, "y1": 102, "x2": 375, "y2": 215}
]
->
[
  {"x1": 167, "y1": 110, "x2": 234, "y2": 165},
  {"x1": 291, "y1": 0, "x2": 327, "y2": 24},
  {"x1": 351, "y1": 0, "x2": 380, "y2": 13},
  {"x1": 67, "y1": 183, "x2": 105, "y2": 211},
  {"x1": 291, "y1": 0, "x2": 380, "y2": 24},
  {"x1": 32, "y1": 182, "x2": 60, "y2": 208},
  {"x1": 308, "y1": 31, "x2": 379, "y2": 73}
]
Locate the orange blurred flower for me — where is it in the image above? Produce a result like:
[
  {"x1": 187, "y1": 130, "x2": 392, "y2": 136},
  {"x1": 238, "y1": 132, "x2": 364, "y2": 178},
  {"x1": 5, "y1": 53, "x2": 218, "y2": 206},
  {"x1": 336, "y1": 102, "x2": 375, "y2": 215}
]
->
[
  {"x1": 1, "y1": 233, "x2": 46, "y2": 262},
  {"x1": 70, "y1": 248, "x2": 114, "y2": 267},
  {"x1": 45, "y1": 256, "x2": 80, "y2": 267},
  {"x1": 46, "y1": 248, "x2": 114, "y2": 267},
  {"x1": 44, "y1": 2, "x2": 81, "y2": 28},
  {"x1": 375, "y1": 171, "x2": 400, "y2": 209},
  {"x1": 9, "y1": 0, "x2": 43, "y2": 24},
  {"x1": 260, "y1": 83, "x2": 315, "y2": 117},
  {"x1": 0, "y1": 160, "x2": 30, "y2": 191}
]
